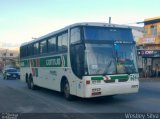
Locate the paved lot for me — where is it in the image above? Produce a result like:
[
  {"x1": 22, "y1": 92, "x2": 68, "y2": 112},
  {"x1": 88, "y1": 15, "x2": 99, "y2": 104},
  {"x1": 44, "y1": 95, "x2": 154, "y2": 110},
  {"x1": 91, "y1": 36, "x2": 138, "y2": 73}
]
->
[{"x1": 0, "y1": 75, "x2": 160, "y2": 118}]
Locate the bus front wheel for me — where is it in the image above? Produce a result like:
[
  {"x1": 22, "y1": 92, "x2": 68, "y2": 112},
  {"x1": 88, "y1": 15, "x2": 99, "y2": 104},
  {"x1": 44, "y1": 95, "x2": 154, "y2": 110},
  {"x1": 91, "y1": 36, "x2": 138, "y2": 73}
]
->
[{"x1": 63, "y1": 80, "x2": 73, "y2": 101}]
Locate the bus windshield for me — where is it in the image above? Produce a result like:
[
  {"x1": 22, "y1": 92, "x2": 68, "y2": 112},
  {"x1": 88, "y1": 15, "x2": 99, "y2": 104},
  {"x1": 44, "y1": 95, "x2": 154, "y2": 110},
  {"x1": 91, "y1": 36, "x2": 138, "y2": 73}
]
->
[
  {"x1": 83, "y1": 26, "x2": 133, "y2": 41},
  {"x1": 85, "y1": 44, "x2": 116, "y2": 75},
  {"x1": 115, "y1": 43, "x2": 138, "y2": 74},
  {"x1": 85, "y1": 43, "x2": 138, "y2": 75}
]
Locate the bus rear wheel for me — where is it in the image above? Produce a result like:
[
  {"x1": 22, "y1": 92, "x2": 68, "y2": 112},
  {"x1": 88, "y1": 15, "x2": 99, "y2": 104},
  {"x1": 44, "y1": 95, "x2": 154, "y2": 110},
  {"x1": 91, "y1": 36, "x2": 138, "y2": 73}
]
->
[
  {"x1": 27, "y1": 75, "x2": 36, "y2": 90},
  {"x1": 63, "y1": 80, "x2": 73, "y2": 101}
]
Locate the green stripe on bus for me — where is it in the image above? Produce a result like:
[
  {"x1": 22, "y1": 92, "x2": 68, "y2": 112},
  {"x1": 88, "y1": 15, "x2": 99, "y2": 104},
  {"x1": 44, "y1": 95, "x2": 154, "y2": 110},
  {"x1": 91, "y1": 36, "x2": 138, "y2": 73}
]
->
[
  {"x1": 91, "y1": 77, "x2": 104, "y2": 80},
  {"x1": 40, "y1": 55, "x2": 67, "y2": 67},
  {"x1": 110, "y1": 75, "x2": 129, "y2": 80},
  {"x1": 20, "y1": 60, "x2": 30, "y2": 67},
  {"x1": 91, "y1": 75, "x2": 128, "y2": 81},
  {"x1": 20, "y1": 55, "x2": 67, "y2": 67}
]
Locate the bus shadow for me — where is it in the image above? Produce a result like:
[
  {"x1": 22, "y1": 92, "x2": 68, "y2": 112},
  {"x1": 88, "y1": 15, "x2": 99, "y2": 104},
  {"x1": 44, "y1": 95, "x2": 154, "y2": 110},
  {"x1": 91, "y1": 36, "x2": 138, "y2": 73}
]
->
[
  {"x1": 75, "y1": 95, "x2": 130, "y2": 105},
  {"x1": 33, "y1": 86, "x2": 132, "y2": 105},
  {"x1": 34, "y1": 86, "x2": 64, "y2": 99}
]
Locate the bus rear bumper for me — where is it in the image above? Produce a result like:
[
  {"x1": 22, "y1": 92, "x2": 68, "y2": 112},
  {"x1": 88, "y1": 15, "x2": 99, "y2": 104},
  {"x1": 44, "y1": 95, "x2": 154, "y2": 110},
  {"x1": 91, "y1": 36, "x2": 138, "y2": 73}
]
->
[{"x1": 84, "y1": 81, "x2": 139, "y2": 98}]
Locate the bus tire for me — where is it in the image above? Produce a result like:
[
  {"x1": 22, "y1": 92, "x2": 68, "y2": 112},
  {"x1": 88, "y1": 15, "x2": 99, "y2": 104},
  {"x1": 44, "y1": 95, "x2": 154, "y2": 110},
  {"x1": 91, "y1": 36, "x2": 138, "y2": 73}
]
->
[
  {"x1": 25, "y1": 74, "x2": 28, "y2": 83},
  {"x1": 63, "y1": 80, "x2": 74, "y2": 101},
  {"x1": 28, "y1": 75, "x2": 36, "y2": 90}
]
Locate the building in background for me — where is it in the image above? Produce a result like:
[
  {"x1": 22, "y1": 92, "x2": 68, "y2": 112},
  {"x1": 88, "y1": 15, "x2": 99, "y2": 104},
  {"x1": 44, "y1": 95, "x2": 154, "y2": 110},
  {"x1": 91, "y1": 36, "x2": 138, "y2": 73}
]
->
[
  {"x1": 131, "y1": 26, "x2": 144, "y2": 43},
  {"x1": 0, "y1": 48, "x2": 19, "y2": 72},
  {"x1": 131, "y1": 26, "x2": 144, "y2": 77},
  {"x1": 137, "y1": 16, "x2": 160, "y2": 77}
]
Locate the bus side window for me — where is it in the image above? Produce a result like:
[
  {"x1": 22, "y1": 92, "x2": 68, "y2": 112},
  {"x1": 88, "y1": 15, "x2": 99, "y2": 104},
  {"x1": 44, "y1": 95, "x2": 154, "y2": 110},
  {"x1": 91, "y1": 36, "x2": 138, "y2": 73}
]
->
[
  {"x1": 20, "y1": 46, "x2": 26, "y2": 58},
  {"x1": 70, "y1": 44, "x2": 85, "y2": 79},
  {"x1": 71, "y1": 27, "x2": 81, "y2": 44},
  {"x1": 48, "y1": 37, "x2": 57, "y2": 53},
  {"x1": 33, "y1": 42, "x2": 39, "y2": 55},
  {"x1": 40, "y1": 40, "x2": 47, "y2": 54},
  {"x1": 58, "y1": 32, "x2": 68, "y2": 52},
  {"x1": 26, "y1": 45, "x2": 29, "y2": 57},
  {"x1": 28, "y1": 44, "x2": 34, "y2": 56}
]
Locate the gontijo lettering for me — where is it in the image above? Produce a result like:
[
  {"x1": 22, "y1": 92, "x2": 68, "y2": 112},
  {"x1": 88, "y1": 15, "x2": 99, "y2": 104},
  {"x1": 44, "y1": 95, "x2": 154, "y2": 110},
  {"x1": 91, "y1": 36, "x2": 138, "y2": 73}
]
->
[{"x1": 46, "y1": 58, "x2": 61, "y2": 66}]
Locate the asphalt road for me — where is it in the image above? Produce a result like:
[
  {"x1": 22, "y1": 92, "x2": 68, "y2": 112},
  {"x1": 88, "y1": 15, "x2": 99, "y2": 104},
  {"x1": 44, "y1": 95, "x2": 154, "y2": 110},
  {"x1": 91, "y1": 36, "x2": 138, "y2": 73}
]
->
[{"x1": 0, "y1": 75, "x2": 160, "y2": 118}]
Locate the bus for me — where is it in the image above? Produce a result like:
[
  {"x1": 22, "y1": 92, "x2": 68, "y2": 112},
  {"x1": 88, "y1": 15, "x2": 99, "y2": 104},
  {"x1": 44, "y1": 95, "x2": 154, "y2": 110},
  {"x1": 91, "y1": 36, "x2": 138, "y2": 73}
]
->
[{"x1": 20, "y1": 22, "x2": 139, "y2": 100}]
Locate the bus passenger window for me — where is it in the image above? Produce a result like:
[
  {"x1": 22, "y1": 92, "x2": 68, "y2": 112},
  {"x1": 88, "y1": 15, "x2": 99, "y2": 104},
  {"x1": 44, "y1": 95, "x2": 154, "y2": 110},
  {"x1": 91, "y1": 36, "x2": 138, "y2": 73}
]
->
[
  {"x1": 70, "y1": 44, "x2": 85, "y2": 78},
  {"x1": 71, "y1": 27, "x2": 81, "y2": 44},
  {"x1": 28, "y1": 44, "x2": 34, "y2": 56},
  {"x1": 33, "y1": 43, "x2": 39, "y2": 55},
  {"x1": 58, "y1": 32, "x2": 68, "y2": 52},
  {"x1": 48, "y1": 37, "x2": 56, "y2": 53},
  {"x1": 40, "y1": 40, "x2": 47, "y2": 54}
]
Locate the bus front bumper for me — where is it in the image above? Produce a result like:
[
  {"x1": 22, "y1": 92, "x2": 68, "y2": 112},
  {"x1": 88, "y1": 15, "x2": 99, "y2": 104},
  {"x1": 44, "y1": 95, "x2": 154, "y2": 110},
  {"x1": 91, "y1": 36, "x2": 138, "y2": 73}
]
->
[{"x1": 84, "y1": 81, "x2": 139, "y2": 98}]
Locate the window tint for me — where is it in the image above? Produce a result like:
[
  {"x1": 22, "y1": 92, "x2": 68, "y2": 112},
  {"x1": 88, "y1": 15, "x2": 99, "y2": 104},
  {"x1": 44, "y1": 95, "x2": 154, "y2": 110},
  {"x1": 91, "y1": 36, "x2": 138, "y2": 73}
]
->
[
  {"x1": 20, "y1": 47, "x2": 23, "y2": 57},
  {"x1": 84, "y1": 26, "x2": 133, "y2": 41},
  {"x1": 28, "y1": 45, "x2": 33, "y2": 56},
  {"x1": 48, "y1": 37, "x2": 56, "y2": 52},
  {"x1": 6, "y1": 69, "x2": 17, "y2": 72},
  {"x1": 21, "y1": 45, "x2": 28, "y2": 57},
  {"x1": 34, "y1": 43, "x2": 39, "y2": 55},
  {"x1": 20, "y1": 31, "x2": 68, "y2": 57},
  {"x1": 85, "y1": 44, "x2": 116, "y2": 75},
  {"x1": 58, "y1": 32, "x2": 68, "y2": 52},
  {"x1": 70, "y1": 44, "x2": 85, "y2": 78},
  {"x1": 71, "y1": 27, "x2": 81, "y2": 44},
  {"x1": 115, "y1": 44, "x2": 138, "y2": 74},
  {"x1": 25, "y1": 46, "x2": 28, "y2": 57},
  {"x1": 40, "y1": 40, "x2": 47, "y2": 54}
]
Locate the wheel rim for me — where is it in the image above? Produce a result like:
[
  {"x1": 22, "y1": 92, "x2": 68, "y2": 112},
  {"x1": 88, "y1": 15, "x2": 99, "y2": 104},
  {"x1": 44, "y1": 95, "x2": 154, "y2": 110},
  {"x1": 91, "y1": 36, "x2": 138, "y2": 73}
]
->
[{"x1": 64, "y1": 83, "x2": 70, "y2": 98}]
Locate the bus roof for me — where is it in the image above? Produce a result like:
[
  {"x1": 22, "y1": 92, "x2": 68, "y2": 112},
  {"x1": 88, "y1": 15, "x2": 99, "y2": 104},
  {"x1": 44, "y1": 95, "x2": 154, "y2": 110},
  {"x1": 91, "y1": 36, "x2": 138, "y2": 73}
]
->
[{"x1": 21, "y1": 22, "x2": 132, "y2": 47}]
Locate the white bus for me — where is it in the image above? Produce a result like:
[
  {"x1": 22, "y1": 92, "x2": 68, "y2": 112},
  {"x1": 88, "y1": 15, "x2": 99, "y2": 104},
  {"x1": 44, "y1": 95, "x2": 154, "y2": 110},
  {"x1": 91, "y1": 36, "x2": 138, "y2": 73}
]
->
[{"x1": 20, "y1": 22, "x2": 139, "y2": 100}]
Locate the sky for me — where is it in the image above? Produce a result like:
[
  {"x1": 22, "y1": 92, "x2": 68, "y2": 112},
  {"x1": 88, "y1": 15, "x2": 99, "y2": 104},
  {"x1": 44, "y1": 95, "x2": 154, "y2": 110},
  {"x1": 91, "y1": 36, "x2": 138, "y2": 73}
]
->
[{"x1": 0, "y1": 0, "x2": 159, "y2": 50}]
